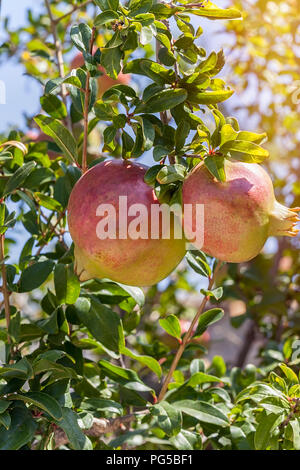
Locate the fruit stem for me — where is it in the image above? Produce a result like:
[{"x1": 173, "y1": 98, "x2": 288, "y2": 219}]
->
[
  {"x1": 157, "y1": 260, "x2": 223, "y2": 402},
  {"x1": 82, "y1": 27, "x2": 97, "y2": 174},
  {"x1": 0, "y1": 234, "x2": 11, "y2": 344}
]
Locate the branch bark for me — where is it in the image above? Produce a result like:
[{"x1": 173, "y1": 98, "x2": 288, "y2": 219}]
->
[
  {"x1": 0, "y1": 234, "x2": 11, "y2": 343},
  {"x1": 54, "y1": 0, "x2": 93, "y2": 25},
  {"x1": 54, "y1": 413, "x2": 148, "y2": 448},
  {"x1": 82, "y1": 27, "x2": 97, "y2": 174},
  {"x1": 158, "y1": 260, "x2": 223, "y2": 402},
  {"x1": 45, "y1": 0, "x2": 72, "y2": 132}
]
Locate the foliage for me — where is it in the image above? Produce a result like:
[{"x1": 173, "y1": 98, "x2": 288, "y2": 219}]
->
[{"x1": 0, "y1": 0, "x2": 299, "y2": 450}]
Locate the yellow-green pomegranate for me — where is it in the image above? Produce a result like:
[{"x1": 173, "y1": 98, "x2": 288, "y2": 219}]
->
[{"x1": 182, "y1": 160, "x2": 299, "y2": 263}]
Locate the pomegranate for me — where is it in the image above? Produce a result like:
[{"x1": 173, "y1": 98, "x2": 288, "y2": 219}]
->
[
  {"x1": 182, "y1": 160, "x2": 299, "y2": 263},
  {"x1": 67, "y1": 160, "x2": 186, "y2": 286},
  {"x1": 71, "y1": 51, "x2": 130, "y2": 98}
]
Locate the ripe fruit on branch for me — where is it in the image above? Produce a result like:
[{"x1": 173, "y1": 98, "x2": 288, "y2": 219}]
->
[
  {"x1": 68, "y1": 160, "x2": 186, "y2": 286},
  {"x1": 182, "y1": 160, "x2": 299, "y2": 263},
  {"x1": 71, "y1": 51, "x2": 130, "y2": 98}
]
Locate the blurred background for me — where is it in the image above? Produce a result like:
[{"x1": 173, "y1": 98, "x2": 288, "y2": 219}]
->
[{"x1": 0, "y1": 0, "x2": 299, "y2": 370}]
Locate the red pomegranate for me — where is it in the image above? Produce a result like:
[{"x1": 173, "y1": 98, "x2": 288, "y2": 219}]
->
[
  {"x1": 67, "y1": 160, "x2": 186, "y2": 286},
  {"x1": 71, "y1": 50, "x2": 130, "y2": 97},
  {"x1": 182, "y1": 160, "x2": 299, "y2": 263}
]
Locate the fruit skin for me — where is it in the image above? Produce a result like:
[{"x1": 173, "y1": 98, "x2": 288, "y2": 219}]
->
[
  {"x1": 67, "y1": 160, "x2": 186, "y2": 287},
  {"x1": 182, "y1": 160, "x2": 299, "y2": 263},
  {"x1": 71, "y1": 51, "x2": 130, "y2": 97}
]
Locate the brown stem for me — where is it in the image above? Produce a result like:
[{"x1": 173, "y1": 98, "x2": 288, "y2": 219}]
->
[
  {"x1": 82, "y1": 27, "x2": 97, "y2": 174},
  {"x1": 54, "y1": 412, "x2": 149, "y2": 448},
  {"x1": 45, "y1": 0, "x2": 72, "y2": 132},
  {"x1": 158, "y1": 260, "x2": 223, "y2": 402},
  {"x1": 54, "y1": 0, "x2": 93, "y2": 24},
  {"x1": 35, "y1": 210, "x2": 67, "y2": 257},
  {"x1": 0, "y1": 234, "x2": 11, "y2": 344}
]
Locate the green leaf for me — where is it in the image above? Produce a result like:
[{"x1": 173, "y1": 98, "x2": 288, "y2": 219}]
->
[
  {"x1": 188, "y1": 89, "x2": 233, "y2": 105},
  {"x1": 40, "y1": 94, "x2": 67, "y2": 120},
  {"x1": 189, "y1": 2, "x2": 242, "y2": 20},
  {"x1": 185, "y1": 251, "x2": 211, "y2": 278},
  {"x1": 219, "y1": 124, "x2": 238, "y2": 147},
  {"x1": 80, "y1": 398, "x2": 123, "y2": 415},
  {"x1": 0, "y1": 399, "x2": 10, "y2": 414},
  {"x1": 201, "y1": 286, "x2": 223, "y2": 301},
  {"x1": 19, "y1": 260, "x2": 54, "y2": 293},
  {"x1": 0, "y1": 358, "x2": 33, "y2": 380},
  {"x1": 279, "y1": 363, "x2": 299, "y2": 384},
  {"x1": 186, "y1": 372, "x2": 228, "y2": 387},
  {"x1": 196, "y1": 308, "x2": 224, "y2": 336},
  {"x1": 3, "y1": 161, "x2": 36, "y2": 197},
  {"x1": 34, "y1": 192, "x2": 63, "y2": 212},
  {"x1": 153, "y1": 145, "x2": 170, "y2": 162},
  {"x1": 159, "y1": 314, "x2": 181, "y2": 340},
  {"x1": 99, "y1": 360, "x2": 153, "y2": 392},
  {"x1": 289, "y1": 419, "x2": 300, "y2": 450},
  {"x1": 0, "y1": 405, "x2": 37, "y2": 450},
  {"x1": 0, "y1": 412, "x2": 11, "y2": 430},
  {"x1": 56, "y1": 407, "x2": 92, "y2": 450},
  {"x1": 170, "y1": 429, "x2": 202, "y2": 450},
  {"x1": 254, "y1": 412, "x2": 281, "y2": 450},
  {"x1": 100, "y1": 46, "x2": 122, "y2": 79},
  {"x1": 204, "y1": 155, "x2": 226, "y2": 182},
  {"x1": 174, "y1": 399, "x2": 229, "y2": 427},
  {"x1": 9, "y1": 392, "x2": 63, "y2": 421},
  {"x1": 94, "y1": 11, "x2": 119, "y2": 27},
  {"x1": 121, "y1": 346, "x2": 162, "y2": 378},
  {"x1": 75, "y1": 297, "x2": 122, "y2": 354},
  {"x1": 54, "y1": 264, "x2": 81, "y2": 305},
  {"x1": 152, "y1": 401, "x2": 182, "y2": 436},
  {"x1": 156, "y1": 164, "x2": 186, "y2": 184},
  {"x1": 135, "y1": 88, "x2": 188, "y2": 114},
  {"x1": 129, "y1": 0, "x2": 153, "y2": 17},
  {"x1": 111, "y1": 282, "x2": 145, "y2": 307},
  {"x1": 175, "y1": 120, "x2": 190, "y2": 151},
  {"x1": 70, "y1": 24, "x2": 92, "y2": 53},
  {"x1": 34, "y1": 115, "x2": 78, "y2": 164},
  {"x1": 221, "y1": 140, "x2": 269, "y2": 163}
]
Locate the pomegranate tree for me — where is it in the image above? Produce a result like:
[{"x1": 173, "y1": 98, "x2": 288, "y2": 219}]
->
[{"x1": 182, "y1": 160, "x2": 299, "y2": 263}]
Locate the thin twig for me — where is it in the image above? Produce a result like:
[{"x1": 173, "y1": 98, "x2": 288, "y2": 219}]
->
[
  {"x1": 54, "y1": 412, "x2": 149, "y2": 448},
  {"x1": 45, "y1": 0, "x2": 72, "y2": 132},
  {"x1": 54, "y1": 0, "x2": 93, "y2": 25},
  {"x1": 35, "y1": 210, "x2": 67, "y2": 257},
  {"x1": 82, "y1": 27, "x2": 97, "y2": 174},
  {"x1": 0, "y1": 234, "x2": 11, "y2": 344},
  {"x1": 158, "y1": 260, "x2": 223, "y2": 402}
]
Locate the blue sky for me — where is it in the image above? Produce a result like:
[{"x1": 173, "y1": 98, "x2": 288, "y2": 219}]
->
[{"x1": 0, "y1": 0, "x2": 43, "y2": 132}]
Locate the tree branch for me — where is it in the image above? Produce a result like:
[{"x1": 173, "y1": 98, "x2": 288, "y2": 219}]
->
[
  {"x1": 54, "y1": 412, "x2": 148, "y2": 448},
  {"x1": 54, "y1": 0, "x2": 93, "y2": 25},
  {"x1": 0, "y1": 234, "x2": 11, "y2": 344},
  {"x1": 44, "y1": 0, "x2": 72, "y2": 132},
  {"x1": 82, "y1": 27, "x2": 97, "y2": 174},
  {"x1": 158, "y1": 260, "x2": 223, "y2": 402}
]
